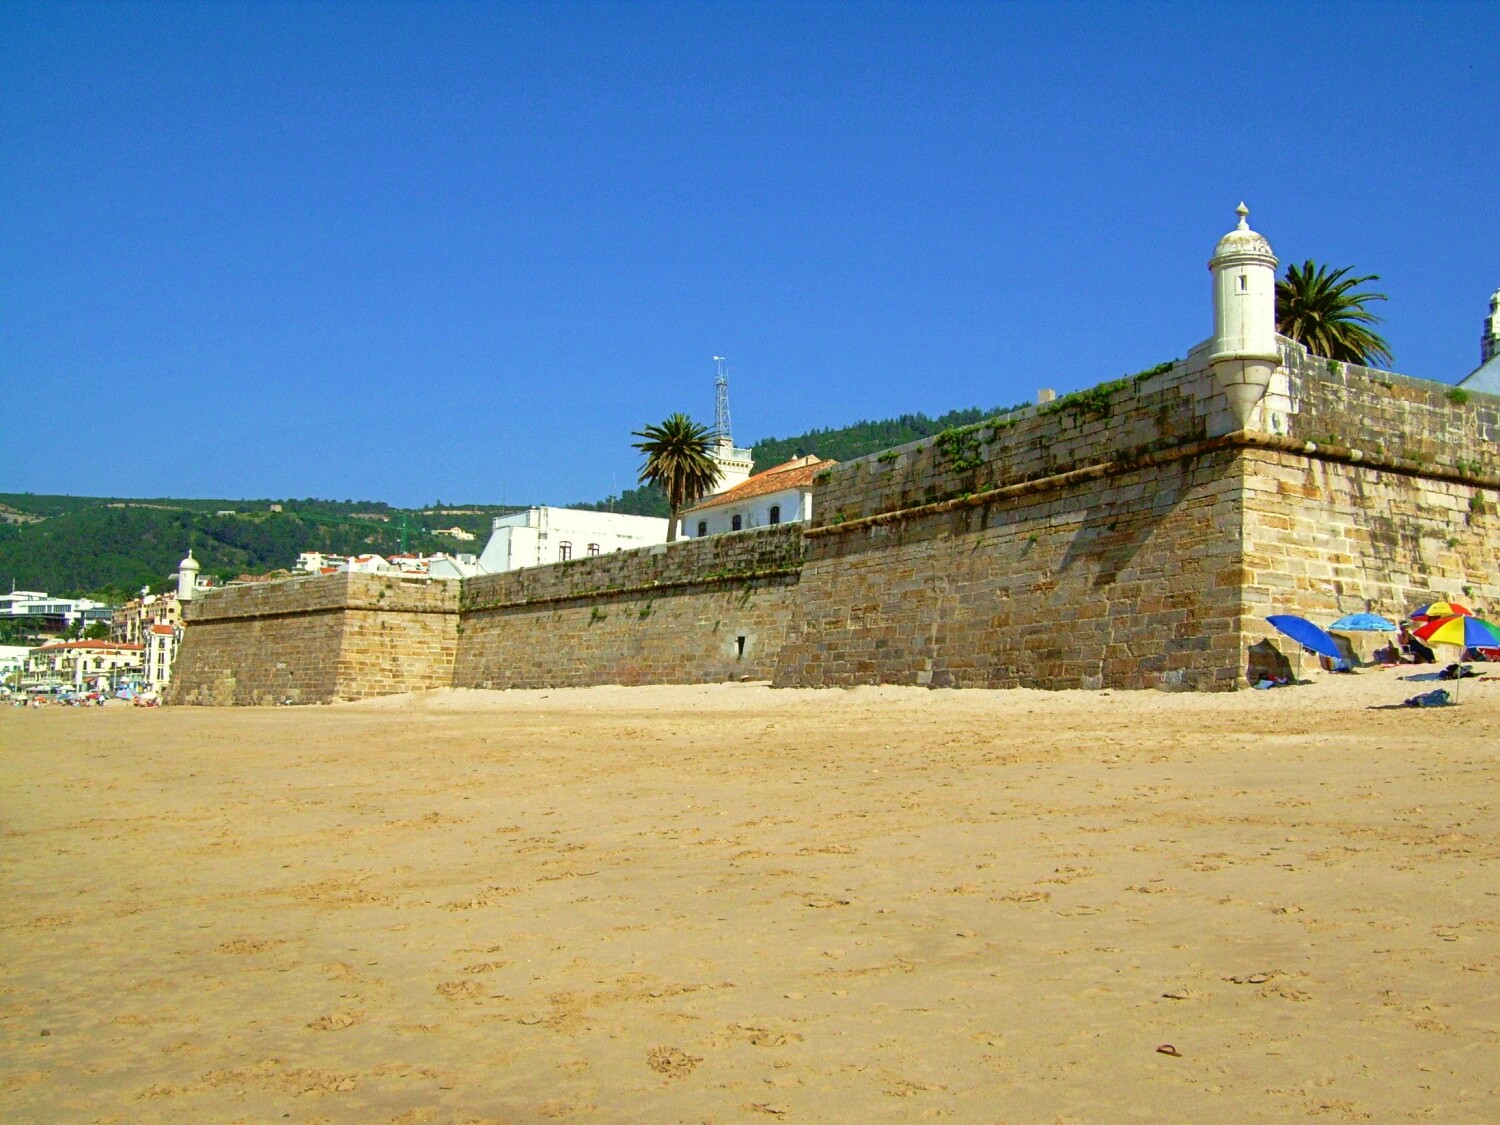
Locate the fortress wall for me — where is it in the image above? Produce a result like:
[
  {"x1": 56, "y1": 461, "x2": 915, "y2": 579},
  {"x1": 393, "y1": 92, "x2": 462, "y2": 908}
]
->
[
  {"x1": 169, "y1": 610, "x2": 347, "y2": 705},
  {"x1": 1235, "y1": 356, "x2": 1500, "y2": 633},
  {"x1": 813, "y1": 357, "x2": 1209, "y2": 528},
  {"x1": 167, "y1": 359, "x2": 1500, "y2": 704},
  {"x1": 1282, "y1": 351, "x2": 1500, "y2": 472},
  {"x1": 1239, "y1": 448, "x2": 1500, "y2": 630},
  {"x1": 775, "y1": 448, "x2": 1248, "y2": 691},
  {"x1": 172, "y1": 573, "x2": 459, "y2": 705},
  {"x1": 452, "y1": 523, "x2": 806, "y2": 689}
]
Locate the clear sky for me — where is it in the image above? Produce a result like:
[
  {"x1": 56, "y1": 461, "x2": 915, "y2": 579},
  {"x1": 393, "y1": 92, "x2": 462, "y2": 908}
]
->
[{"x1": 3, "y1": 0, "x2": 1496, "y2": 508}]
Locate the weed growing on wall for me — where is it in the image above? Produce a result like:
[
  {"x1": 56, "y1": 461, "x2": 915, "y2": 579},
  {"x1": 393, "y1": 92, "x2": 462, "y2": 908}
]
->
[
  {"x1": 933, "y1": 424, "x2": 986, "y2": 472},
  {"x1": 1132, "y1": 360, "x2": 1177, "y2": 382},
  {"x1": 1446, "y1": 388, "x2": 1470, "y2": 406}
]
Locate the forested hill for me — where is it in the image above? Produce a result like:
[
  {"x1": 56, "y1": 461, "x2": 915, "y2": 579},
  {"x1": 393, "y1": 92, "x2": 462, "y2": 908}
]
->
[
  {"x1": 747, "y1": 403, "x2": 1029, "y2": 471},
  {"x1": 0, "y1": 495, "x2": 514, "y2": 601}
]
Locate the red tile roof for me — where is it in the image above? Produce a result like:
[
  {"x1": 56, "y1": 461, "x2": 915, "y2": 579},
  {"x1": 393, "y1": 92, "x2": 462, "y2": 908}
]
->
[{"x1": 685, "y1": 456, "x2": 834, "y2": 514}]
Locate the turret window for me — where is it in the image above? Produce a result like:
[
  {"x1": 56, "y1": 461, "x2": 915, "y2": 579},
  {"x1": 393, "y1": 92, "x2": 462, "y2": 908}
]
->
[{"x1": 1238, "y1": 274, "x2": 1248, "y2": 292}]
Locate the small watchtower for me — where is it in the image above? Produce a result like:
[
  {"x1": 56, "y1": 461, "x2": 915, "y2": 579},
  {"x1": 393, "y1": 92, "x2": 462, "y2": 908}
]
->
[{"x1": 1208, "y1": 202, "x2": 1280, "y2": 435}]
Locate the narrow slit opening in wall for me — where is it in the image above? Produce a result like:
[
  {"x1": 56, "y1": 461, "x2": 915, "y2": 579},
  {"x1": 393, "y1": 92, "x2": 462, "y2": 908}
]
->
[{"x1": 736, "y1": 636, "x2": 746, "y2": 659}]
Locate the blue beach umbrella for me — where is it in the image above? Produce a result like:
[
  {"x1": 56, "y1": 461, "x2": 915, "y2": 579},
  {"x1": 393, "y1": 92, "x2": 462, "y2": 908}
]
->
[
  {"x1": 1266, "y1": 614, "x2": 1345, "y2": 663},
  {"x1": 1328, "y1": 612, "x2": 1399, "y2": 633},
  {"x1": 1266, "y1": 615, "x2": 1345, "y2": 660}
]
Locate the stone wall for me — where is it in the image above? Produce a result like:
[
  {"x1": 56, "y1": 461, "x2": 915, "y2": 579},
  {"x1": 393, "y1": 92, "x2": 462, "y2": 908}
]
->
[
  {"x1": 171, "y1": 572, "x2": 459, "y2": 705},
  {"x1": 1239, "y1": 448, "x2": 1499, "y2": 630},
  {"x1": 167, "y1": 349, "x2": 1499, "y2": 702},
  {"x1": 777, "y1": 447, "x2": 1248, "y2": 691},
  {"x1": 453, "y1": 524, "x2": 805, "y2": 688},
  {"x1": 812, "y1": 356, "x2": 1208, "y2": 528}
]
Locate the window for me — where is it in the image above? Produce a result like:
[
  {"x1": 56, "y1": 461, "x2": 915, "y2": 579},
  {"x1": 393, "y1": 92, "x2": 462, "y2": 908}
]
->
[
  {"x1": 558, "y1": 542, "x2": 572, "y2": 561},
  {"x1": 697, "y1": 521, "x2": 707, "y2": 537},
  {"x1": 768, "y1": 505, "x2": 781, "y2": 525},
  {"x1": 1238, "y1": 274, "x2": 1248, "y2": 292},
  {"x1": 731, "y1": 514, "x2": 742, "y2": 531},
  {"x1": 587, "y1": 543, "x2": 600, "y2": 556}
]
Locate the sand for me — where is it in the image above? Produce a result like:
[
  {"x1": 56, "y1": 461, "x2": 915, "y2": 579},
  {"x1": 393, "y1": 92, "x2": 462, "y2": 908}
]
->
[{"x1": 2, "y1": 670, "x2": 1497, "y2": 1123}]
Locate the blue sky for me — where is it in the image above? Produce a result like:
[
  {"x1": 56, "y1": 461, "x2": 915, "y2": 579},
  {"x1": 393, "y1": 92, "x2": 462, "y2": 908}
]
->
[{"x1": 3, "y1": 0, "x2": 1496, "y2": 508}]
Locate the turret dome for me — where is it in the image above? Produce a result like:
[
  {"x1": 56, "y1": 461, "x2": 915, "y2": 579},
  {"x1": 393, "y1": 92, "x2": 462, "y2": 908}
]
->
[
  {"x1": 179, "y1": 549, "x2": 200, "y2": 573},
  {"x1": 1210, "y1": 202, "x2": 1275, "y2": 264}
]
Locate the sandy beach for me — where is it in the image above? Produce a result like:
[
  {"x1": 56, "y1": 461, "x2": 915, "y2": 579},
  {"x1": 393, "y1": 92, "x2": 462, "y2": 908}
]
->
[{"x1": 3, "y1": 670, "x2": 1497, "y2": 1123}]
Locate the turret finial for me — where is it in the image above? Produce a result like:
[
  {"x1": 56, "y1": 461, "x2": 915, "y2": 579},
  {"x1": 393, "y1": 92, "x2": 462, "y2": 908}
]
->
[{"x1": 1236, "y1": 202, "x2": 1250, "y2": 230}]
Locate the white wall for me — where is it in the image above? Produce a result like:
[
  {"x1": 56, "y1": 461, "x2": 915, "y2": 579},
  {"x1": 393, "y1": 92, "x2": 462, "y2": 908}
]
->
[
  {"x1": 476, "y1": 508, "x2": 669, "y2": 573},
  {"x1": 682, "y1": 485, "x2": 810, "y2": 539}
]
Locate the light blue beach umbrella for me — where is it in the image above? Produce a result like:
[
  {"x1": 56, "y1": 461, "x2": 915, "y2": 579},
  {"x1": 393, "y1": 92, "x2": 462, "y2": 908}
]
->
[{"x1": 1328, "y1": 612, "x2": 1399, "y2": 633}]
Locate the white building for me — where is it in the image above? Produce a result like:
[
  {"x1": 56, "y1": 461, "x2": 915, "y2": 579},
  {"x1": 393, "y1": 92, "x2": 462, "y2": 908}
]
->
[
  {"x1": 144, "y1": 624, "x2": 179, "y2": 688},
  {"x1": 295, "y1": 551, "x2": 348, "y2": 574},
  {"x1": 26, "y1": 640, "x2": 143, "y2": 689},
  {"x1": 427, "y1": 553, "x2": 481, "y2": 579},
  {"x1": 681, "y1": 456, "x2": 834, "y2": 538},
  {"x1": 0, "y1": 645, "x2": 30, "y2": 688},
  {"x1": 432, "y1": 525, "x2": 477, "y2": 542},
  {"x1": 0, "y1": 590, "x2": 112, "y2": 632},
  {"x1": 476, "y1": 507, "x2": 669, "y2": 572}
]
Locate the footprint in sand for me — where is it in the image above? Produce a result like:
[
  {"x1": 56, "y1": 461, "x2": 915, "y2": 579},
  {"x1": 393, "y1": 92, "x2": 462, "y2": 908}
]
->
[
  {"x1": 646, "y1": 1046, "x2": 701, "y2": 1077},
  {"x1": 217, "y1": 938, "x2": 285, "y2": 955},
  {"x1": 307, "y1": 1011, "x2": 363, "y2": 1030}
]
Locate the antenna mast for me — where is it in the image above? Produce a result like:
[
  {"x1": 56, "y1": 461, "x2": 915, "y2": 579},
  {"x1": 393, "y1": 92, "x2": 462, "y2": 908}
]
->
[{"x1": 713, "y1": 355, "x2": 731, "y2": 445}]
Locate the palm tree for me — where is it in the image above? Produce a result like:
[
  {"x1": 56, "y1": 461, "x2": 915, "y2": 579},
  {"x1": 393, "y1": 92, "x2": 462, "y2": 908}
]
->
[
  {"x1": 632, "y1": 413, "x2": 722, "y2": 542},
  {"x1": 1276, "y1": 260, "x2": 1393, "y2": 368}
]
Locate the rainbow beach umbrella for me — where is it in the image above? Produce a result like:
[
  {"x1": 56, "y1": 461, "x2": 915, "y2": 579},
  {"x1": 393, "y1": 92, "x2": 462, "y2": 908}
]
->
[
  {"x1": 1410, "y1": 600, "x2": 1473, "y2": 622},
  {"x1": 1412, "y1": 615, "x2": 1500, "y2": 701}
]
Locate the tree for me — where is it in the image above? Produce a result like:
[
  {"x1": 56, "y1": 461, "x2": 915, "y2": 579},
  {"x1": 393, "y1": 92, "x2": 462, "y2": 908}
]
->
[
  {"x1": 631, "y1": 414, "x2": 722, "y2": 542},
  {"x1": 1276, "y1": 260, "x2": 1393, "y2": 368}
]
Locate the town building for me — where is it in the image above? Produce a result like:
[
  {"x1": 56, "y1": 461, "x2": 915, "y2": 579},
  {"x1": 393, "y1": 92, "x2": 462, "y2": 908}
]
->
[
  {"x1": 682, "y1": 455, "x2": 835, "y2": 538},
  {"x1": 25, "y1": 640, "x2": 143, "y2": 690},
  {"x1": 427, "y1": 553, "x2": 482, "y2": 579},
  {"x1": 475, "y1": 507, "x2": 670, "y2": 572},
  {"x1": 432, "y1": 526, "x2": 477, "y2": 541},
  {"x1": 0, "y1": 590, "x2": 112, "y2": 634},
  {"x1": 144, "y1": 624, "x2": 179, "y2": 688},
  {"x1": 0, "y1": 645, "x2": 30, "y2": 687},
  {"x1": 111, "y1": 590, "x2": 183, "y2": 644}
]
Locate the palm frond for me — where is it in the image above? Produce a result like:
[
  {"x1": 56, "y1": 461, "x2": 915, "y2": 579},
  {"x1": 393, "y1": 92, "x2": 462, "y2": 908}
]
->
[{"x1": 1276, "y1": 259, "x2": 1393, "y2": 368}]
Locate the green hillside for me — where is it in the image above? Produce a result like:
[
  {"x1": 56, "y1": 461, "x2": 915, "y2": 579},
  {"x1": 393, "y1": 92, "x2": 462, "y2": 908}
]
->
[
  {"x1": 749, "y1": 403, "x2": 1031, "y2": 471},
  {"x1": 0, "y1": 496, "x2": 516, "y2": 601}
]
